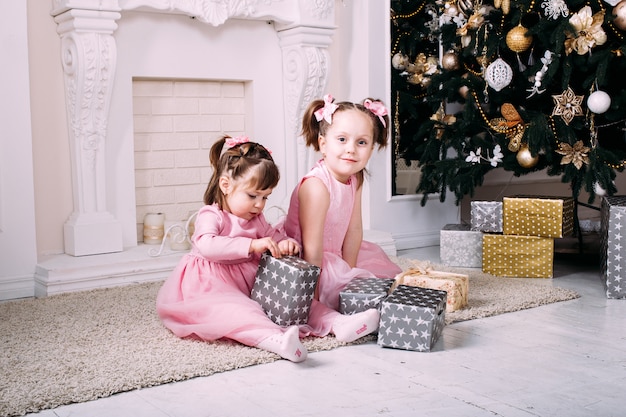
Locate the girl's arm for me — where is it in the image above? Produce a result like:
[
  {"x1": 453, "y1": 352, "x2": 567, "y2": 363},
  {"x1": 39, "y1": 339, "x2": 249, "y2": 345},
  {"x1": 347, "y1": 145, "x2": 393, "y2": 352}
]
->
[
  {"x1": 298, "y1": 177, "x2": 329, "y2": 268},
  {"x1": 193, "y1": 207, "x2": 252, "y2": 261},
  {"x1": 342, "y1": 184, "x2": 363, "y2": 268}
]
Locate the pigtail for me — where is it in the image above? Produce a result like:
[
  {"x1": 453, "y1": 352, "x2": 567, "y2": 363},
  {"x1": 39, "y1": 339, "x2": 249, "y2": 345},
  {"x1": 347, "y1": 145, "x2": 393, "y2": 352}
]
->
[
  {"x1": 300, "y1": 99, "x2": 325, "y2": 151},
  {"x1": 203, "y1": 137, "x2": 228, "y2": 206},
  {"x1": 362, "y1": 98, "x2": 390, "y2": 149}
]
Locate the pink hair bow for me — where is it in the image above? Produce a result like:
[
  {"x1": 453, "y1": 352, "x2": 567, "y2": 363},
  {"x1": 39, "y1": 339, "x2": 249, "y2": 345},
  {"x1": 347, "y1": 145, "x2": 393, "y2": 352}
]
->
[
  {"x1": 364, "y1": 99, "x2": 388, "y2": 127},
  {"x1": 314, "y1": 94, "x2": 339, "y2": 124},
  {"x1": 225, "y1": 135, "x2": 250, "y2": 149}
]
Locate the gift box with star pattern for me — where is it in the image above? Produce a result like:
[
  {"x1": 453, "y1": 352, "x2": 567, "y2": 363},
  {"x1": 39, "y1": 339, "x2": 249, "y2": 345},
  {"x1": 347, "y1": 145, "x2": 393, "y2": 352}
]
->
[
  {"x1": 339, "y1": 277, "x2": 396, "y2": 315},
  {"x1": 470, "y1": 201, "x2": 503, "y2": 233},
  {"x1": 251, "y1": 252, "x2": 320, "y2": 326},
  {"x1": 377, "y1": 285, "x2": 446, "y2": 352},
  {"x1": 440, "y1": 224, "x2": 483, "y2": 268},
  {"x1": 600, "y1": 196, "x2": 626, "y2": 299},
  {"x1": 482, "y1": 234, "x2": 554, "y2": 278},
  {"x1": 503, "y1": 196, "x2": 574, "y2": 238}
]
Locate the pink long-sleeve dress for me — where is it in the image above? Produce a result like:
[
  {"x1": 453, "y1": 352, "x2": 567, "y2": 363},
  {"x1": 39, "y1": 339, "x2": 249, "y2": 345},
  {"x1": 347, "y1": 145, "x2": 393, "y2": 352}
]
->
[
  {"x1": 284, "y1": 160, "x2": 402, "y2": 336},
  {"x1": 156, "y1": 204, "x2": 290, "y2": 346}
]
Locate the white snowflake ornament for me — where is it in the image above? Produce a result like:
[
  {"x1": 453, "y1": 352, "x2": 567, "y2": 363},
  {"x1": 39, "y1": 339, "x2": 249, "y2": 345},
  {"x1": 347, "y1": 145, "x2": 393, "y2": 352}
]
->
[{"x1": 541, "y1": 0, "x2": 569, "y2": 19}]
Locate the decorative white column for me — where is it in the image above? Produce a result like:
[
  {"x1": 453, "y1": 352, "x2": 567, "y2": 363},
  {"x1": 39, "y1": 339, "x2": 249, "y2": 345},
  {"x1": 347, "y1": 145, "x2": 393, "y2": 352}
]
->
[
  {"x1": 277, "y1": 25, "x2": 333, "y2": 185},
  {"x1": 52, "y1": 1, "x2": 123, "y2": 256}
]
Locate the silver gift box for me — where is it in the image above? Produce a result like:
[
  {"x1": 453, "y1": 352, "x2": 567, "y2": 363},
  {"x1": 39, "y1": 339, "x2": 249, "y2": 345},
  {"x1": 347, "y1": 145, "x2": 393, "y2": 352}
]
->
[
  {"x1": 470, "y1": 201, "x2": 503, "y2": 233},
  {"x1": 251, "y1": 252, "x2": 320, "y2": 326},
  {"x1": 600, "y1": 196, "x2": 626, "y2": 299},
  {"x1": 440, "y1": 224, "x2": 483, "y2": 268},
  {"x1": 377, "y1": 285, "x2": 446, "y2": 352},
  {"x1": 339, "y1": 277, "x2": 396, "y2": 315}
]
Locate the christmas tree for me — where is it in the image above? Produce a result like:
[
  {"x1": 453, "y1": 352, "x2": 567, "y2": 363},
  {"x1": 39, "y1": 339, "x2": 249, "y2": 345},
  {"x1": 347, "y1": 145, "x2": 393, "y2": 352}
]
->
[{"x1": 391, "y1": 0, "x2": 626, "y2": 205}]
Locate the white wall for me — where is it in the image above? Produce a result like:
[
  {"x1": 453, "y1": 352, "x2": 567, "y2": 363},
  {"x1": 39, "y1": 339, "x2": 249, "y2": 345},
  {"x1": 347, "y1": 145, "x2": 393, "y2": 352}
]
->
[{"x1": 0, "y1": 1, "x2": 38, "y2": 298}]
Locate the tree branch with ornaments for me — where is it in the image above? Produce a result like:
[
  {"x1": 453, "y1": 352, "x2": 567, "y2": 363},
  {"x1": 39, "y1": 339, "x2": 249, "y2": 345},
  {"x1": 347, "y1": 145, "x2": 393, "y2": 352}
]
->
[{"x1": 391, "y1": 0, "x2": 626, "y2": 205}]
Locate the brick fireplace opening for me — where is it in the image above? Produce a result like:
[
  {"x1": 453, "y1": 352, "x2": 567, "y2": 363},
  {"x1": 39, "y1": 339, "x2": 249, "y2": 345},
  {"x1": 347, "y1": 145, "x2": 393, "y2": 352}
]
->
[{"x1": 133, "y1": 79, "x2": 250, "y2": 240}]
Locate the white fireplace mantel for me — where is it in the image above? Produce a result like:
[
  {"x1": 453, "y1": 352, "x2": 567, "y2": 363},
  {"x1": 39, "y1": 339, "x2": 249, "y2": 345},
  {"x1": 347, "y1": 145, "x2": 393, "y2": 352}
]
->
[
  {"x1": 50, "y1": 0, "x2": 334, "y2": 256},
  {"x1": 38, "y1": 0, "x2": 337, "y2": 295}
]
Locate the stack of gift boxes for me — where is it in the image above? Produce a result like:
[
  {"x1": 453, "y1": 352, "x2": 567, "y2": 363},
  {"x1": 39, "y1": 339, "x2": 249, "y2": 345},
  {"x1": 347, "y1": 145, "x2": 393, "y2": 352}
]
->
[
  {"x1": 440, "y1": 196, "x2": 574, "y2": 278},
  {"x1": 253, "y1": 254, "x2": 471, "y2": 352}
]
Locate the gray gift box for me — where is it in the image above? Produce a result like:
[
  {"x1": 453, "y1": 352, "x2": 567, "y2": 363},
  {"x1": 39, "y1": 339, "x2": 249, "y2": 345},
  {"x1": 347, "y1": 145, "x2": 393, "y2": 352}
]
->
[
  {"x1": 600, "y1": 196, "x2": 626, "y2": 299},
  {"x1": 339, "y1": 277, "x2": 396, "y2": 315},
  {"x1": 377, "y1": 285, "x2": 446, "y2": 352},
  {"x1": 470, "y1": 201, "x2": 503, "y2": 233},
  {"x1": 440, "y1": 224, "x2": 483, "y2": 268},
  {"x1": 251, "y1": 252, "x2": 320, "y2": 326}
]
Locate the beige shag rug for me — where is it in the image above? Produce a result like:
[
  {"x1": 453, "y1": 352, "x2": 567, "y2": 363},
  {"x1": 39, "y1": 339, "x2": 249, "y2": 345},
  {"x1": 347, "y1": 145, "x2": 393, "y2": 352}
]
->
[{"x1": 0, "y1": 258, "x2": 579, "y2": 417}]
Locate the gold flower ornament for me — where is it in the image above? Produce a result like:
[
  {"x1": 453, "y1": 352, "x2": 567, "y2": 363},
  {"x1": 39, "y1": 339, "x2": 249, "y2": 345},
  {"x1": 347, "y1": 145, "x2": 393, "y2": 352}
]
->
[
  {"x1": 556, "y1": 140, "x2": 590, "y2": 169},
  {"x1": 564, "y1": 6, "x2": 607, "y2": 55}
]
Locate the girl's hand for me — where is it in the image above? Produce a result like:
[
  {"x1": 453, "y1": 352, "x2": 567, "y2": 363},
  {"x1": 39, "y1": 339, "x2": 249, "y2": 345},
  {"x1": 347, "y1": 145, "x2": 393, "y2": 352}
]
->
[
  {"x1": 278, "y1": 239, "x2": 300, "y2": 256},
  {"x1": 250, "y1": 237, "x2": 281, "y2": 258}
]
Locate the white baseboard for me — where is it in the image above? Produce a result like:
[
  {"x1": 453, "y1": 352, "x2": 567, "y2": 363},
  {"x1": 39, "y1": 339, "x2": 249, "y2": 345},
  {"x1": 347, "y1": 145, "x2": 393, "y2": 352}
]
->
[
  {"x1": 0, "y1": 275, "x2": 35, "y2": 301},
  {"x1": 363, "y1": 229, "x2": 398, "y2": 256},
  {"x1": 393, "y1": 229, "x2": 440, "y2": 251}
]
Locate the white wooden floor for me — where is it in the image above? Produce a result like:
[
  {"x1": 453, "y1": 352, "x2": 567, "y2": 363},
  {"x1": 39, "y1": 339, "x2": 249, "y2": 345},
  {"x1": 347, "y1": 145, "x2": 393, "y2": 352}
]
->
[{"x1": 28, "y1": 246, "x2": 626, "y2": 417}]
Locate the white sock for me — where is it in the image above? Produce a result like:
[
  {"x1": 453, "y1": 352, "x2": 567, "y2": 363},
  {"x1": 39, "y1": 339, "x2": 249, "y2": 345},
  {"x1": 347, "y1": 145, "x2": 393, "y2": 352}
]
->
[
  {"x1": 256, "y1": 326, "x2": 307, "y2": 363},
  {"x1": 331, "y1": 308, "x2": 380, "y2": 343}
]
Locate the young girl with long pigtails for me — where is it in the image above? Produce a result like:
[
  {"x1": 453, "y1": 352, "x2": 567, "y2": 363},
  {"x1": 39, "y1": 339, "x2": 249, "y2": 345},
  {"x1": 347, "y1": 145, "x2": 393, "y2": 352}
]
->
[{"x1": 285, "y1": 94, "x2": 403, "y2": 343}]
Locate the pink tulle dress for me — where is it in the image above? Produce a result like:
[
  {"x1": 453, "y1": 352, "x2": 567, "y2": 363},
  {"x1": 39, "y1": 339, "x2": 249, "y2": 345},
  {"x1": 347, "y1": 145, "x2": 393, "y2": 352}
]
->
[
  {"x1": 156, "y1": 204, "x2": 291, "y2": 347},
  {"x1": 284, "y1": 160, "x2": 402, "y2": 337}
]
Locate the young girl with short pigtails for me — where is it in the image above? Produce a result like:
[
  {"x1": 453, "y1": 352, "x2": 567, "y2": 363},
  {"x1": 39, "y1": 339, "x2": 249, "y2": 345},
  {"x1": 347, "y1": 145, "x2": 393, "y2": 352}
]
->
[{"x1": 157, "y1": 135, "x2": 307, "y2": 362}]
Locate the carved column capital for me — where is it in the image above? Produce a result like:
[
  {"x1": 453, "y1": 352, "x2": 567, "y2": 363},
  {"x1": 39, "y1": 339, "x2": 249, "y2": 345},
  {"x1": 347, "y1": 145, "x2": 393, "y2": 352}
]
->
[{"x1": 277, "y1": 25, "x2": 334, "y2": 183}]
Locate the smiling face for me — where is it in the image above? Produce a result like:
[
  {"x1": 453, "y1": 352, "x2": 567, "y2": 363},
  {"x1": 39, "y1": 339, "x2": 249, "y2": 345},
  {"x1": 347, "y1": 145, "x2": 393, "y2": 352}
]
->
[
  {"x1": 318, "y1": 108, "x2": 376, "y2": 183},
  {"x1": 220, "y1": 169, "x2": 273, "y2": 221}
]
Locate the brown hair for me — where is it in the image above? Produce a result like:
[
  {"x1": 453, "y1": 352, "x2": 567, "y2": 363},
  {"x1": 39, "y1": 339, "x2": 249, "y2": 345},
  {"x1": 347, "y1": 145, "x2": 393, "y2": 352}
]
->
[
  {"x1": 300, "y1": 96, "x2": 390, "y2": 186},
  {"x1": 203, "y1": 136, "x2": 279, "y2": 209},
  {"x1": 300, "y1": 97, "x2": 390, "y2": 152}
]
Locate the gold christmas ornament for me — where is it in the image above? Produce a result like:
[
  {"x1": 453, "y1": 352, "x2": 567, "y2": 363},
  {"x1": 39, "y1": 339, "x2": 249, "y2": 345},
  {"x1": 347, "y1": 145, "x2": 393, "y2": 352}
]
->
[
  {"x1": 516, "y1": 145, "x2": 539, "y2": 168},
  {"x1": 613, "y1": 0, "x2": 626, "y2": 31},
  {"x1": 441, "y1": 51, "x2": 460, "y2": 71},
  {"x1": 506, "y1": 24, "x2": 533, "y2": 53},
  {"x1": 551, "y1": 86, "x2": 584, "y2": 125},
  {"x1": 485, "y1": 58, "x2": 513, "y2": 91},
  {"x1": 556, "y1": 140, "x2": 590, "y2": 170}
]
